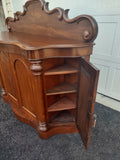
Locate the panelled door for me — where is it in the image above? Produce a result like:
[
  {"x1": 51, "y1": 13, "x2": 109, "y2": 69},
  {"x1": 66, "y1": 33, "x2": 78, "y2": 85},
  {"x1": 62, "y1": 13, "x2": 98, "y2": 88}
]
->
[
  {"x1": 76, "y1": 58, "x2": 99, "y2": 149},
  {"x1": 91, "y1": 15, "x2": 120, "y2": 101}
]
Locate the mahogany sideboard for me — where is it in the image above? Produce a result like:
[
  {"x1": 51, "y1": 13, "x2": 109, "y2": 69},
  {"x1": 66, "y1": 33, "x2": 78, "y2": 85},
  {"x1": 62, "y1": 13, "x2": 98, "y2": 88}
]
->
[{"x1": 0, "y1": 0, "x2": 99, "y2": 149}]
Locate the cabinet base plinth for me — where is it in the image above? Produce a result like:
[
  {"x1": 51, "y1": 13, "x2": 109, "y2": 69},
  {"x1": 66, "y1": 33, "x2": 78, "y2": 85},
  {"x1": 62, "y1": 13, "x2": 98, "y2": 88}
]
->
[
  {"x1": 2, "y1": 95, "x2": 78, "y2": 139},
  {"x1": 38, "y1": 123, "x2": 78, "y2": 139}
]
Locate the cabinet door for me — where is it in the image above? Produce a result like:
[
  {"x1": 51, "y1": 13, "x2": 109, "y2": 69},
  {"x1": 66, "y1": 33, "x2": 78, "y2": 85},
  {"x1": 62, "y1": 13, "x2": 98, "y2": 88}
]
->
[
  {"x1": 0, "y1": 51, "x2": 18, "y2": 101},
  {"x1": 76, "y1": 57, "x2": 99, "y2": 149}
]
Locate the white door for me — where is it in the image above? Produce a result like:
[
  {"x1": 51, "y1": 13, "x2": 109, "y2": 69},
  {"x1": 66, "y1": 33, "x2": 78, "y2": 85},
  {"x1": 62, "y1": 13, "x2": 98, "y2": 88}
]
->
[
  {"x1": 91, "y1": 16, "x2": 120, "y2": 101},
  {"x1": 4, "y1": 0, "x2": 120, "y2": 100},
  {"x1": 47, "y1": 0, "x2": 120, "y2": 101}
]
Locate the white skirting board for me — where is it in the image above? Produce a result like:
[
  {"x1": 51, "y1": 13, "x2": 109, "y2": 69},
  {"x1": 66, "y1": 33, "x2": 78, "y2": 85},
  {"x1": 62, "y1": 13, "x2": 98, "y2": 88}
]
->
[{"x1": 96, "y1": 93, "x2": 120, "y2": 112}]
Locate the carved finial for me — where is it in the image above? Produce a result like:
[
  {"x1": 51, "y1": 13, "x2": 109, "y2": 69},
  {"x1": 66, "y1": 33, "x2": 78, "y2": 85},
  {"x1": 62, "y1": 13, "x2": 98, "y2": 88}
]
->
[{"x1": 30, "y1": 60, "x2": 43, "y2": 76}]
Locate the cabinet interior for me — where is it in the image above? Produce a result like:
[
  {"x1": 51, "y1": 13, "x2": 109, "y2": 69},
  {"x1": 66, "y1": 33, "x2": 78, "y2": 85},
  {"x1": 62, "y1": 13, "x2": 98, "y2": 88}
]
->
[{"x1": 43, "y1": 58, "x2": 79, "y2": 125}]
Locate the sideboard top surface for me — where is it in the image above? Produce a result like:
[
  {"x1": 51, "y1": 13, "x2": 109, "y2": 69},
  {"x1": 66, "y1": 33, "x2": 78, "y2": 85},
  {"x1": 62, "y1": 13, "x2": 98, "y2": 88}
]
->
[
  {"x1": 0, "y1": 0, "x2": 98, "y2": 51},
  {"x1": 0, "y1": 31, "x2": 94, "y2": 50}
]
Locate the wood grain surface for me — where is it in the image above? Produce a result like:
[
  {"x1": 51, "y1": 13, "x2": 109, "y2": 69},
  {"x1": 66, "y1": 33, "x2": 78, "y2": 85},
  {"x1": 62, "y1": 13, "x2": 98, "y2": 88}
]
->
[{"x1": 0, "y1": 0, "x2": 99, "y2": 149}]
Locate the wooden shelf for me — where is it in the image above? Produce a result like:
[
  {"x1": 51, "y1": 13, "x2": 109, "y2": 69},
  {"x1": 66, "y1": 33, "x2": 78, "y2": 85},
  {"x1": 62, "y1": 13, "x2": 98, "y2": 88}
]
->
[
  {"x1": 48, "y1": 97, "x2": 76, "y2": 112},
  {"x1": 45, "y1": 64, "x2": 78, "y2": 76},
  {"x1": 49, "y1": 110, "x2": 75, "y2": 125},
  {"x1": 46, "y1": 82, "x2": 77, "y2": 96}
]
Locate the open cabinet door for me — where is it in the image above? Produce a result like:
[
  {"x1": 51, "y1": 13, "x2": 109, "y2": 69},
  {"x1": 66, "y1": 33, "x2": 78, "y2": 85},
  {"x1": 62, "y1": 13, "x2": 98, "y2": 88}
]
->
[{"x1": 76, "y1": 57, "x2": 99, "y2": 149}]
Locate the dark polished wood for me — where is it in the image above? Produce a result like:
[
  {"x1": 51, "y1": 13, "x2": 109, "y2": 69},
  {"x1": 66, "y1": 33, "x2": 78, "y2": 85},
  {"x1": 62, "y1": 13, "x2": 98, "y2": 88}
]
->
[
  {"x1": 0, "y1": 31, "x2": 95, "y2": 50},
  {"x1": 6, "y1": 0, "x2": 98, "y2": 42},
  {"x1": 46, "y1": 82, "x2": 77, "y2": 96},
  {"x1": 45, "y1": 64, "x2": 78, "y2": 75},
  {"x1": 48, "y1": 97, "x2": 76, "y2": 112},
  {"x1": 0, "y1": 0, "x2": 99, "y2": 149}
]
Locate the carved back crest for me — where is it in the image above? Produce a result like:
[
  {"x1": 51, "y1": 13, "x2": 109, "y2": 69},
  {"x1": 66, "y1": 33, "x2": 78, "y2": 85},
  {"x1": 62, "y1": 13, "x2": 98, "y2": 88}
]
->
[{"x1": 6, "y1": 0, "x2": 98, "y2": 42}]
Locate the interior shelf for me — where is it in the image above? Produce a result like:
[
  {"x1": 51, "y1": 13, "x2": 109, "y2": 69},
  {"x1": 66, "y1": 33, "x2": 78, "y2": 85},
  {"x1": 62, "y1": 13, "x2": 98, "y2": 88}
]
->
[
  {"x1": 45, "y1": 64, "x2": 78, "y2": 76},
  {"x1": 45, "y1": 58, "x2": 78, "y2": 126},
  {"x1": 46, "y1": 82, "x2": 77, "y2": 96},
  {"x1": 49, "y1": 110, "x2": 75, "y2": 126},
  {"x1": 48, "y1": 97, "x2": 76, "y2": 112}
]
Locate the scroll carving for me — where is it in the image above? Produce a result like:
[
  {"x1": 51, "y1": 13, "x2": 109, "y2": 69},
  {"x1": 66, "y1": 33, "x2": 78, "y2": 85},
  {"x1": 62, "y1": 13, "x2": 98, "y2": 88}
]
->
[
  {"x1": 6, "y1": 0, "x2": 44, "y2": 31},
  {"x1": 44, "y1": 2, "x2": 63, "y2": 20},
  {"x1": 5, "y1": 0, "x2": 98, "y2": 42},
  {"x1": 63, "y1": 9, "x2": 98, "y2": 42}
]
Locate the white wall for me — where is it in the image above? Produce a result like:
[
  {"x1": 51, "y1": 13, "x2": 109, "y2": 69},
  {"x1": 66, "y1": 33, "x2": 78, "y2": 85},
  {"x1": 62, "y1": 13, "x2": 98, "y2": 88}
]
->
[
  {"x1": 10, "y1": 0, "x2": 25, "y2": 13},
  {"x1": 2, "y1": 0, "x2": 13, "y2": 17},
  {"x1": 10, "y1": 0, "x2": 120, "y2": 16},
  {"x1": 47, "y1": 0, "x2": 120, "y2": 17}
]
